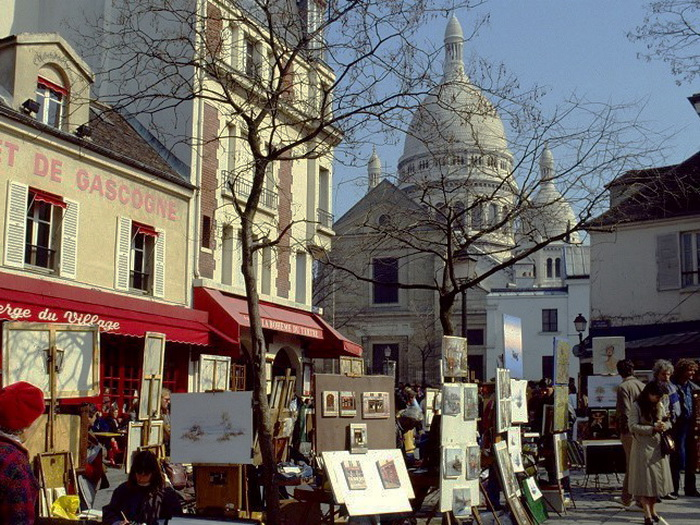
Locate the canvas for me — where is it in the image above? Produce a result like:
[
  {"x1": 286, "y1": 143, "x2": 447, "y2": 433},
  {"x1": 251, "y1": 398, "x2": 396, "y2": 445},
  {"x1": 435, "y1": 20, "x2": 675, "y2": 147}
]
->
[
  {"x1": 342, "y1": 460, "x2": 367, "y2": 490},
  {"x1": 126, "y1": 420, "x2": 164, "y2": 472},
  {"x1": 503, "y1": 314, "x2": 523, "y2": 379},
  {"x1": 508, "y1": 495, "x2": 533, "y2": 525},
  {"x1": 362, "y1": 392, "x2": 390, "y2": 419},
  {"x1": 340, "y1": 391, "x2": 357, "y2": 417},
  {"x1": 496, "y1": 368, "x2": 511, "y2": 402},
  {"x1": 302, "y1": 365, "x2": 312, "y2": 397},
  {"x1": 553, "y1": 338, "x2": 571, "y2": 386},
  {"x1": 507, "y1": 427, "x2": 524, "y2": 473},
  {"x1": 442, "y1": 335, "x2": 469, "y2": 378},
  {"x1": 377, "y1": 459, "x2": 401, "y2": 489},
  {"x1": 323, "y1": 391, "x2": 339, "y2": 417},
  {"x1": 463, "y1": 384, "x2": 479, "y2": 420},
  {"x1": 592, "y1": 336, "x2": 625, "y2": 376},
  {"x1": 349, "y1": 423, "x2": 368, "y2": 454},
  {"x1": 608, "y1": 409, "x2": 619, "y2": 436},
  {"x1": 494, "y1": 441, "x2": 520, "y2": 498},
  {"x1": 588, "y1": 375, "x2": 622, "y2": 408},
  {"x1": 442, "y1": 384, "x2": 461, "y2": 416},
  {"x1": 170, "y1": 392, "x2": 253, "y2": 465},
  {"x1": 197, "y1": 354, "x2": 231, "y2": 393},
  {"x1": 553, "y1": 432, "x2": 570, "y2": 479},
  {"x1": 541, "y1": 405, "x2": 554, "y2": 435},
  {"x1": 589, "y1": 409, "x2": 609, "y2": 435},
  {"x1": 424, "y1": 387, "x2": 439, "y2": 429},
  {"x1": 553, "y1": 385, "x2": 569, "y2": 432},
  {"x1": 497, "y1": 399, "x2": 512, "y2": 434},
  {"x1": 511, "y1": 379, "x2": 528, "y2": 424},
  {"x1": 452, "y1": 487, "x2": 472, "y2": 517},
  {"x1": 466, "y1": 445, "x2": 481, "y2": 479},
  {"x1": 443, "y1": 447, "x2": 464, "y2": 479}
]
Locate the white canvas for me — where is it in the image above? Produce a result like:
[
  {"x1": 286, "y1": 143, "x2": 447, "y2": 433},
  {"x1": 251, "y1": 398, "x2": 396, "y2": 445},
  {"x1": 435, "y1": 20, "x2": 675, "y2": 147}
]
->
[
  {"x1": 125, "y1": 420, "x2": 164, "y2": 472},
  {"x1": 170, "y1": 391, "x2": 253, "y2": 465},
  {"x1": 592, "y1": 337, "x2": 625, "y2": 376},
  {"x1": 511, "y1": 379, "x2": 528, "y2": 424},
  {"x1": 588, "y1": 375, "x2": 622, "y2": 408},
  {"x1": 198, "y1": 354, "x2": 231, "y2": 392},
  {"x1": 502, "y1": 314, "x2": 523, "y2": 379}
]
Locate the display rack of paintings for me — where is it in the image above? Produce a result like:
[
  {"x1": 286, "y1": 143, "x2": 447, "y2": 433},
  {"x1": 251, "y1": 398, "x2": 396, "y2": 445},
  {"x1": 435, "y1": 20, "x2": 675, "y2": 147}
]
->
[
  {"x1": 339, "y1": 391, "x2": 357, "y2": 417},
  {"x1": 349, "y1": 423, "x2": 368, "y2": 454},
  {"x1": 592, "y1": 336, "x2": 625, "y2": 376},
  {"x1": 424, "y1": 387, "x2": 440, "y2": 429},
  {"x1": 496, "y1": 368, "x2": 512, "y2": 433},
  {"x1": 362, "y1": 392, "x2": 390, "y2": 419},
  {"x1": 588, "y1": 375, "x2": 622, "y2": 408},
  {"x1": 507, "y1": 427, "x2": 525, "y2": 473},
  {"x1": 511, "y1": 379, "x2": 529, "y2": 424},
  {"x1": 553, "y1": 385, "x2": 570, "y2": 432},
  {"x1": 553, "y1": 338, "x2": 571, "y2": 386},
  {"x1": 442, "y1": 335, "x2": 469, "y2": 378}
]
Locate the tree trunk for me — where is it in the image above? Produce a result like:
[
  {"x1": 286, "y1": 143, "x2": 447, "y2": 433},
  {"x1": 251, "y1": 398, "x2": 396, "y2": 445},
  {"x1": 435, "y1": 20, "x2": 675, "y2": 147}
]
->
[{"x1": 438, "y1": 292, "x2": 457, "y2": 337}]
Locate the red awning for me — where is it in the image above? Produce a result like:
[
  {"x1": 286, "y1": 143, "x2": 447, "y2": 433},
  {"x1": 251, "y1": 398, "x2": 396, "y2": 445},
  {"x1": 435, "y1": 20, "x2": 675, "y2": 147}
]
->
[
  {"x1": 31, "y1": 188, "x2": 67, "y2": 209},
  {"x1": 0, "y1": 272, "x2": 229, "y2": 347},
  {"x1": 133, "y1": 221, "x2": 159, "y2": 238},
  {"x1": 194, "y1": 287, "x2": 362, "y2": 357}
]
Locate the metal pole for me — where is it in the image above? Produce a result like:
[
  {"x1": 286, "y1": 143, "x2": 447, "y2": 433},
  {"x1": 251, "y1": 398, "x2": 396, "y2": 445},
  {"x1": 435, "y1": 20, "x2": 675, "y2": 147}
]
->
[{"x1": 461, "y1": 288, "x2": 467, "y2": 339}]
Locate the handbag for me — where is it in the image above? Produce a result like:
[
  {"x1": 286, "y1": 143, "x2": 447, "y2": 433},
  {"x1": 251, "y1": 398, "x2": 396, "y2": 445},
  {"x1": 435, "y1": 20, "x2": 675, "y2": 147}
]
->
[
  {"x1": 660, "y1": 431, "x2": 676, "y2": 456},
  {"x1": 163, "y1": 461, "x2": 188, "y2": 490}
]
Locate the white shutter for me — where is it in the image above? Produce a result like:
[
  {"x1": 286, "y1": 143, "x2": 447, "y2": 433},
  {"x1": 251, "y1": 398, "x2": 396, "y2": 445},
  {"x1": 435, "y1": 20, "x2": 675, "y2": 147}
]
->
[
  {"x1": 656, "y1": 233, "x2": 680, "y2": 291},
  {"x1": 4, "y1": 181, "x2": 28, "y2": 268},
  {"x1": 153, "y1": 229, "x2": 166, "y2": 298},
  {"x1": 59, "y1": 199, "x2": 79, "y2": 279},
  {"x1": 115, "y1": 217, "x2": 131, "y2": 291}
]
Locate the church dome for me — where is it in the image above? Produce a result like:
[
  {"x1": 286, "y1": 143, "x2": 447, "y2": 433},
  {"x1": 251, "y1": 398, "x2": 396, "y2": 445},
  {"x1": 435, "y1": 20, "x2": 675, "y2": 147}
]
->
[{"x1": 399, "y1": 16, "x2": 509, "y2": 174}]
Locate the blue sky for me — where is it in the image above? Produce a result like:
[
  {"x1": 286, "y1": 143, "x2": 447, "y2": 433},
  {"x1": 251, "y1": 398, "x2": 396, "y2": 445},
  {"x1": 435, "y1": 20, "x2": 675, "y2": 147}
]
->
[{"x1": 332, "y1": 1, "x2": 700, "y2": 219}]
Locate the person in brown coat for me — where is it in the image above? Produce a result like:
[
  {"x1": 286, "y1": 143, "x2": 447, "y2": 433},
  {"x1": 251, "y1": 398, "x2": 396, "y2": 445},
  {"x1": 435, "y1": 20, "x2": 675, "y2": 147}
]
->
[
  {"x1": 615, "y1": 359, "x2": 645, "y2": 506},
  {"x1": 628, "y1": 381, "x2": 673, "y2": 525}
]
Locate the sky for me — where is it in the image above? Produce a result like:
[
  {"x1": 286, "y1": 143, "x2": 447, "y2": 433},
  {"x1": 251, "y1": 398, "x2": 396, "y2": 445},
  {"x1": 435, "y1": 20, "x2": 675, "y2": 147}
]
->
[{"x1": 332, "y1": 1, "x2": 700, "y2": 219}]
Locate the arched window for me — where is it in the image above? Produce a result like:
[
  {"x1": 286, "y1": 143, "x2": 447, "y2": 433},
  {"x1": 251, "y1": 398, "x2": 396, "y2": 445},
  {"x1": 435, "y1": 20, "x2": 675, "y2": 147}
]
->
[
  {"x1": 471, "y1": 204, "x2": 483, "y2": 230},
  {"x1": 36, "y1": 66, "x2": 69, "y2": 129},
  {"x1": 555, "y1": 257, "x2": 562, "y2": 278},
  {"x1": 489, "y1": 203, "x2": 498, "y2": 226},
  {"x1": 546, "y1": 258, "x2": 553, "y2": 278}
]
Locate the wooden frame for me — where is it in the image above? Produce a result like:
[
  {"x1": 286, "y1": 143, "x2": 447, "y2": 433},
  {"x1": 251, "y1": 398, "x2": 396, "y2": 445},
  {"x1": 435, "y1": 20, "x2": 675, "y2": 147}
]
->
[
  {"x1": 36, "y1": 451, "x2": 78, "y2": 517},
  {"x1": 198, "y1": 353, "x2": 232, "y2": 392}
]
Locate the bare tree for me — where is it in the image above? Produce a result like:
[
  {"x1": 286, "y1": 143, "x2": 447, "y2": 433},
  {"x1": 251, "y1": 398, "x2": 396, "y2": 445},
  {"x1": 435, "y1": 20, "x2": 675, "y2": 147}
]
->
[{"x1": 630, "y1": 0, "x2": 700, "y2": 84}]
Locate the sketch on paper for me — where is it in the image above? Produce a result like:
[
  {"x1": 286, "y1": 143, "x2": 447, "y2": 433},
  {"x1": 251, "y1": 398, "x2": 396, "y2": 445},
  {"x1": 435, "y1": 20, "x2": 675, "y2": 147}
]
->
[
  {"x1": 342, "y1": 460, "x2": 367, "y2": 490},
  {"x1": 443, "y1": 447, "x2": 464, "y2": 479},
  {"x1": 339, "y1": 391, "x2": 357, "y2": 417},
  {"x1": 442, "y1": 336, "x2": 468, "y2": 378},
  {"x1": 452, "y1": 487, "x2": 472, "y2": 517},
  {"x1": 442, "y1": 384, "x2": 461, "y2": 416},
  {"x1": 588, "y1": 375, "x2": 622, "y2": 408},
  {"x1": 592, "y1": 337, "x2": 625, "y2": 376},
  {"x1": 466, "y1": 445, "x2": 480, "y2": 479},
  {"x1": 497, "y1": 399, "x2": 512, "y2": 434},
  {"x1": 170, "y1": 392, "x2": 253, "y2": 465},
  {"x1": 507, "y1": 427, "x2": 524, "y2": 473},
  {"x1": 463, "y1": 384, "x2": 478, "y2": 420},
  {"x1": 362, "y1": 392, "x2": 390, "y2": 419},
  {"x1": 377, "y1": 459, "x2": 401, "y2": 489},
  {"x1": 511, "y1": 379, "x2": 528, "y2": 423},
  {"x1": 323, "y1": 391, "x2": 339, "y2": 417}
]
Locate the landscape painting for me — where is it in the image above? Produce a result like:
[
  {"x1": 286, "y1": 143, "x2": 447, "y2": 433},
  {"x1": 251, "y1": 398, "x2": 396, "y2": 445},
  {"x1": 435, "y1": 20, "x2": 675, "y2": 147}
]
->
[
  {"x1": 442, "y1": 384, "x2": 461, "y2": 416},
  {"x1": 463, "y1": 384, "x2": 479, "y2": 420},
  {"x1": 442, "y1": 335, "x2": 469, "y2": 378}
]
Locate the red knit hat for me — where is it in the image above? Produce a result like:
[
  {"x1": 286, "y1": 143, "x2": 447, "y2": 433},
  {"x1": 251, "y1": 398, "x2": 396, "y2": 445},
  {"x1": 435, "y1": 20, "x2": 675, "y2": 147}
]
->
[{"x1": 0, "y1": 381, "x2": 45, "y2": 431}]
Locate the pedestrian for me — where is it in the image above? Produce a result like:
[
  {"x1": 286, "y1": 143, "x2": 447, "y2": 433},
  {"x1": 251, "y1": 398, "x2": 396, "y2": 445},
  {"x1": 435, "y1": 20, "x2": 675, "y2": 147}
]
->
[
  {"x1": 649, "y1": 359, "x2": 681, "y2": 498},
  {"x1": 670, "y1": 358, "x2": 699, "y2": 497},
  {"x1": 103, "y1": 449, "x2": 182, "y2": 524},
  {"x1": 0, "y1": 381, "x2": 46, "y2": 524},
  {"x1": 615, "y1": 358, "x2": 645, "y2": 506},
  {"x1": 161, "y1": 388, "x2": 172, "y2": 455},
  {"x1": 628, "y1": 381, "x2": 673, "y2": 525}
]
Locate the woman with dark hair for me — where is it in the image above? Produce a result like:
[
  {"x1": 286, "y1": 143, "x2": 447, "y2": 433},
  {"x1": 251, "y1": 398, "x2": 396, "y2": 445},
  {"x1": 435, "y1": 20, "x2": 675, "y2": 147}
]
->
[
  {"x1": 103, "y1": 450, "x2": 182, "y2": 525},
  {"x1": 628, "y1": 381, "x2": 673, "y2": 524}
]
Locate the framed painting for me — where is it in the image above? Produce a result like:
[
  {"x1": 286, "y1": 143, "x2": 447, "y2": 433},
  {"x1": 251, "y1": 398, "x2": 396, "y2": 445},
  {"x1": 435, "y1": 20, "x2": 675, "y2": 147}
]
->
[
  {"x1": 466, "y1": 444, "x2": 481, "y2": 479},
  {"x1": 322, "y1": 391, "x2": 339, "y2": 417},
  {"x1": 552, "y1": 385, "x2": 569, "y2": 432},
  {"x1": 349, "y1": 423, "x2": 368, "y2": 454},
  {"x1": 553, "y1": 338, "x2": 571, "y2": 386},
  {"x1": 496, "y1": 368, "x2": 511, "y2": 402},
  {"x1": 592, "y1": 336, "x2": 625, "y2": 376},
  {"x1": 424, "y1": 387, "x2": 440, "y2": 429},
  {"x1": 339, "y1": 356, "x2": 353, "y2": 376},
  {"x1": 442, "y1": 384, "x2": 461, "y2": 416},
  {"x1": 442, "y1": 335, "x2": 468, "y2": 378},
  {"x1": 497, "y1": 398, "x2": 512, "y2": 434},
  {"x1": 511, "y1": 379, "x2": 528, "y2": 424},
  {"x1": 362, "y1": 392, "x2": 390, "y2": 419},
  {"x1": 341, "y1": 460, "x2": 367, "y2": 490},
  {"x1": 503, "y1": 314, "x2": 523, "y2": 379},
  {"x1": 553, "y1": 432, "x2": 570, "y2": 479},
  {"x1": 494, "y1": 441, "x2": 520, "y2": 498},
  {"x1": 339, "y1": 391, "x2": 357, "y2": 417},
  {"x1": 452, "y1": 486, "x2": 472, "y2": 518},
  {"x1": 508, "y1": 495, "x2": 534, "y2": 525},
  {"x1": 588, "y1": 375, "x2": 622, "y2": 408},
  {"x1": 443, "y1": 447, "x2": 464, "y2": 479},
  {"x1": 508, "y1": 427, "x2": 524, "y2": 473},
  {"x1": 463, "y1": 384, "x2": 479, "y2": 420},
  {"x1": 377, "y1": 458, "x2": 401, "y2": 489}
]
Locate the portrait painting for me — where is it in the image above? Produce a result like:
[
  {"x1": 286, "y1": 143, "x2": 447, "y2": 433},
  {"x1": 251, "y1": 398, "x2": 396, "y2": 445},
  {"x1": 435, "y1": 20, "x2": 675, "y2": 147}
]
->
[
  {"x1": 589, "y1": 409, "x2": 609, "y2": 435},
  {"x1": 463, "y1": 384, "x2": 479, "y2": 420},
  {"x1": 511, "y1": 379, "x2": 528, "y2": 423},
  {"x1": 592, "y1": 336, "x2": 625, "y2": 376},
  {"x1": 452, "y1": 487, "x2": 472, "y2": 517},
  {"x1": 322, "y1": 391, "x2": 339, "y2": 417},
  {"x1": 442, "y1": 384, "x2": 461, "y2": 416},
  {"x1": 342, "y1": 460, "x2": 367, "y2": 490},
  {"x1": 466, "y1": 445, "x2": 481, "y2": 479},
  {"x1": 443, "y1": 447, "x2": 464, "y2": 479},
  {"x1": 349, "y1": 423, "x2": 368, "y2": 454},
  {"x1": 377, "y1": 459, "x2": 401, "y2": 489},
  {"x1": 339, "y1": 391, "x2": 357, "y2": 417},
  {"x1": 362, "y1": 392, "x2": 390, "y2": 419},
  {"x1": 442, "y1": 335, "x2": 469, "y2": 378}
]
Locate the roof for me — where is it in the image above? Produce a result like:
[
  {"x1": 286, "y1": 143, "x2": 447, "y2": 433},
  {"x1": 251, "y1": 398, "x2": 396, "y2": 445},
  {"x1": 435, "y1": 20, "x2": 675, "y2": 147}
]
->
[
  {"x1": 586, "y1": 150, "x2": 700, "y2": 228},
  {"x1": 0, "y1": 102, "x2": 193, "y2": 189},
  {"x1": 564, "y1": 244, "x2": 589, "y2": 277}
]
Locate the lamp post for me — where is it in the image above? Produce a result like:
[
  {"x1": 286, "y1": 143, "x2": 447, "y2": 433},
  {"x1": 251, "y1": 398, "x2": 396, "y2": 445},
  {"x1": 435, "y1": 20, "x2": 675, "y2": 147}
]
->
[
  {"x1": 383, "y1": 345, "x2": 396, "y2": 380},
  {"x1": 574, "y1": 313, "x2": 587, "y2": 344},
  {"x1": 456, "y1": 254, "x2": 477, "y2": 339}
]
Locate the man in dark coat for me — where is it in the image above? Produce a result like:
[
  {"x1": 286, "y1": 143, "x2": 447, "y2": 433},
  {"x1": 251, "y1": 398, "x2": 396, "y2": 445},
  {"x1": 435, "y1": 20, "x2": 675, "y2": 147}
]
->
[{"x1": 616, "y1": 359, "x2": 645, "y2": 506}]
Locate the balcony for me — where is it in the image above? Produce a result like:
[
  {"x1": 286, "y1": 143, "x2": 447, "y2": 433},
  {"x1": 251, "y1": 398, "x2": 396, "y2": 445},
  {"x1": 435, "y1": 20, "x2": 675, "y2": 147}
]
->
[
  {"x1": 223, "y1": 171, "x2": 278, "y2": 210},
  {"x1": 317, "y1": 208, "x2": 334, "y2": 230}
]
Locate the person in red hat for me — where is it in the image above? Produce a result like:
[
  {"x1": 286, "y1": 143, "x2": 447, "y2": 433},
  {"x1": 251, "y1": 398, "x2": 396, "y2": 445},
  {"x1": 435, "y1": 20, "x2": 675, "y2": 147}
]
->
[{"x1": 0, "y1": 381, "x2": 45, "y2": 524}]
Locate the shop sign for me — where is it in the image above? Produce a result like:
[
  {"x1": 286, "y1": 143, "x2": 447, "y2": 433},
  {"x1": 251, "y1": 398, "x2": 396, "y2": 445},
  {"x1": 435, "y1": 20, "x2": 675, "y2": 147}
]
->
[
  {"x1": 0, "y1": 301, "x2": 121, "y2": 332},
  {"x1": 240, "y1": 314, "x2": 323, "y2": 339}
]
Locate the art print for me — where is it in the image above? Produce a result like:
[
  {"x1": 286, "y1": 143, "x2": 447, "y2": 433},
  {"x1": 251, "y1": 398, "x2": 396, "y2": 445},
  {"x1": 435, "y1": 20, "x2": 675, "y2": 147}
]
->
[
  {"x1": 511, "y1": 379, "x2": 528, "y2": 423},
  {"x1": 494, "y1": 441, "x2": 520, "y2": 498},
  {"x1": 503, "y1": 315, "x2": 523, "y2": 379},
  {"x1": 322, "y1": 391, "x2": 339, "y2": 417},
  {"x1": 443, "y1": 447, "x2": 464, "y2": 479},
  {"x1": 342, "y1": 460, "x2": 367, "y2": 490},
  {"x1": 592, "y1": 336, "x2": 625, "y2": 376},
  {"x1": 377, "y1": 458, "x2": 401, "y2": 489},
  {"x1": 553, "y1": 432, "x2": 570, "y2": 479},
  {"x1": 589, "y1": 409, "x2": 608, "y2": 435},
  {"x1": 452, "y1": 487, "x2": 472, "y2": 517},
  {"x1": 351, "y1": 357, "x2": 364, "y2": 377},
  {"x1": 588, "y1": 375, "x2": 622, "y2": 408},
  {"x1": 466, "y1": 445, "x2": 481, "y2": 479},
  {"x1": 339, "y1": 391, "x2": 357, "y2": 417},
  {"x1": 553, "y1": 338, "x2": 571, "y2": 386},
  {"x1": 497, "y1": 399, "x2": 511, "y2": 434},
  {"x1": 424, "y1": 388, "x2": 439, "y2": 429},
  {"x1": 362, "y1": 392, "x2": 390, "y2": 419},
  {"x1": 339, "y1": 356, "x2": 353, "y2": 376},
  {"x1": 349, "y1": 423, "x2": 368, "y2": 454},
  {"x1": 496, "y1": 368, "x2": 511, "y2": 402},
  {"x1": 463, "y1": 384, "x2": 479, "y2": 420},
  {"x1": 507, "y1": 427, "x2": 524, "y2": 473},
  {"x1": 552, "y1": 385, "x2": 569, "y2": 432},
  {"x1": 442, "y1": 384, "x2": 461, "y2": 416},
  {"x1": 442, "y1": 335, "x2": 469, "y2": 378}
]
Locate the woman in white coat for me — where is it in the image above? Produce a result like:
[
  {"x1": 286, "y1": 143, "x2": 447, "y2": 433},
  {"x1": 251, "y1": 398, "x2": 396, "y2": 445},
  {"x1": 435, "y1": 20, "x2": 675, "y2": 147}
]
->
[{"x1": 628, "y1": 381, "x2": 673, "y2": 524}]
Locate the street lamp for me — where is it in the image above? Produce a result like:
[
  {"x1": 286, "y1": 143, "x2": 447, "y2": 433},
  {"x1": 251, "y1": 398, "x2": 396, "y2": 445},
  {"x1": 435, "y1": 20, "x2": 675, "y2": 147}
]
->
[
  {"x1": 456, "y1": 253, "x2": 477, "y2": 339},
  {"x1": 688, "y1": 93, "x2": 700, "y2": 118},
  {"x1": 574, "y1": 313, "x2": 587, "y2": 344},
  {"x1": 383, "y1": 346, "x2": 396, "y2": 379}
]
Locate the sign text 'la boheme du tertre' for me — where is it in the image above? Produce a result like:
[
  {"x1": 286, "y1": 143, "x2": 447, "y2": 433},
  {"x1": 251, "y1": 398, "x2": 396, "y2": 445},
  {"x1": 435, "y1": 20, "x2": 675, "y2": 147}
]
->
[{"x1": 0, "y1": 137, "x2": 180, "y2": 221}]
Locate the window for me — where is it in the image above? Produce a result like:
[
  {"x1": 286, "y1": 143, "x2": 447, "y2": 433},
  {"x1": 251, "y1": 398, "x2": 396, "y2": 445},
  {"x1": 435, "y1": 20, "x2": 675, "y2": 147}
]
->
[
  {"x1": 542, "y1": 309, "x2": 558, "y2": 332},
  {"x1": 466, "y1": 329, "x2": 484, "y2": 346},
  {"x1": 221, "y1": 226, "x2": 234, "y2": 286},
  {"x1": 261, "y1": 244, "x2": 272, "y2": 295},
  {"x1": 546, "y1": 258, "x2": 553, "y2": 278},
  {"x1": 489, "y1": 203, "x2": 498, "y2": 226},
  {"x1": 201, "y1": 216, "x2": 212, "y2": 249},
  {"x1": 131, "y1": 223, "x2": 156, "y2": 292},
  {"x1": 555, "y1": 257, "x2": 562, "y2": 278},
  {"x1": 35, "y1": 77, "x2": 67, "y2": 128},
  {"x1": 307, "y1": 0, "x2": 324, "y2": 50},
  {"x1": 245, "y1": 38, "x2": 260, "y2": 78},
  {"x1": 296, "y1": 252, "x2": 307, "y2": 304},
  {"x1": 226, "y1": 124, "x2": 236, "y2": 178},
  {"x1": 681, "y1": 231, "x2": 700, "y2": 287},
  {"x1": 25, "y1": 190, "x2": 65, "y2": 269},
  {"x1": 115, "y1": 217, "x2": 164, "y2": 297},
  {"x1": 471, "y1": 204, "x2": 483, "y2": 230},
  {"x1": 372, "y1": 257, "x2": 399, "y2": 304}
]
